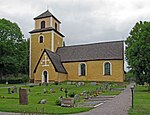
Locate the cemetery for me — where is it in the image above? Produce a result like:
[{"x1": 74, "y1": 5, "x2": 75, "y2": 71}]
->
[{"x1": 0, "y1": 82, "x2": 127, "y2": 114}]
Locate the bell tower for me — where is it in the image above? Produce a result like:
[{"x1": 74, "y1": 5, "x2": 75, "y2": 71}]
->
[{"x1": 29, "y1": 10, "x2": 65, "y2": 82}]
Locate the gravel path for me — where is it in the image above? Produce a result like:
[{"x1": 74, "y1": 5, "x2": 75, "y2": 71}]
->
[
  {"x1": 71, "y1": 84, "x2": 132, "y2": 115},
  {"x1": 0, "y1": 84, "x2": 132, "y2": 115}
]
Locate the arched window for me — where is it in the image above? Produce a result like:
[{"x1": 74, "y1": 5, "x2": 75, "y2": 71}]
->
[
  {"x1": 103, "y1": 62, "x2": 111, "y2": 75},
  {"x1": 79, "y1": 63, "x2": 86, "y2": 76},
  {"x1": 39, "y1": 35, "x2": 44, "y2": 43},
  {"x1": 41, "y1": 21, "x2": 45, "y2": 29}
]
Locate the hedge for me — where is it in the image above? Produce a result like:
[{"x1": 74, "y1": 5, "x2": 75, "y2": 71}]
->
[{"x1": 0, "y1": 79, "x2": 24, "y2": 84}]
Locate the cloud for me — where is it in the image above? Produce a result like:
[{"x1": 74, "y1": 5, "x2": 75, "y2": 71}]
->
[{"x1": 0, "y1": 0, "x2": 150, "y2": 45}]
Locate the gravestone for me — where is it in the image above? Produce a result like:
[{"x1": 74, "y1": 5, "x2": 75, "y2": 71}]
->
[
  {"x1": 78, "y1": 82, "x2": 85, "y2": 86},
  {"x1": 8, "y1": 87, "x2": 11, "y2": 94},
  {"x1": 39, "y1": 99, "x2": 47, "y2": 104},
  {"x1": 67, "y1": 82, "x2": 71, "y2": 85},
  {"x1": 14, "y1": 86, "x2": 17, "y2": 93},
  {"x1": 50, "y1": 88, "x2": 55, "y2": 93},
  {"x1": 74, "y1": 94, "x2": 80, "y2": 101},
  {"x1": 43, "y1": 88, "x2": 46, "y2": 93},
  {"x1": 83, "y1": 90, "x2": 87, "y2": 96},
  {"x1": 91, "y1": 82, "x2": 97, "y2": 85},
  {"x1": 72, "y1": 82, "x2": 76, "y2": 85},
  {"x1": 61, "y1": 98, "x2": 74, "y2": 107},
  {"x1": 19, "y1": 88, "x2": 28, "y2": 105}
]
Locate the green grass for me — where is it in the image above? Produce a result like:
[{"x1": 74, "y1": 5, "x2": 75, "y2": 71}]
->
[
  {"x1": 129, "y1": 85, "x2": 150, "y2": 115},
  {"x1": 0, "y1": 82, "x2": 126, "y2": 114}
]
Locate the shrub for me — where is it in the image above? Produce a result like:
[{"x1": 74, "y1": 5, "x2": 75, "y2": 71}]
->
[
  {"x1": 55, "y1": 81, "x2": 58, "y2": 85},
  {"x1": 55, "y1": 99, "x2": 61, "y2": 106},
  {"x1": 68, "y1": 92, "x2": 75, "y2": 98}
]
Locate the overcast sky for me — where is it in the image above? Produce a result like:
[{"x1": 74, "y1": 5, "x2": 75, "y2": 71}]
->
[{"x1": 0, "y1": 0, "x2": 150, "y2": 45}]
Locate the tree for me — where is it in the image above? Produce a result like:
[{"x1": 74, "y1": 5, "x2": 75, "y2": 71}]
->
[
  {"x1": 125, "y1": 21, "x2": 150, "y2": 88},
  {"x1": 0, "y1": 18, "x2": 28, "y2": 77}
]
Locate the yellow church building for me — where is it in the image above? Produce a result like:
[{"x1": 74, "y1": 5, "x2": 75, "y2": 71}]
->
[{"x1": 29, "y1": 10, "x2": 124, "y2": 83}]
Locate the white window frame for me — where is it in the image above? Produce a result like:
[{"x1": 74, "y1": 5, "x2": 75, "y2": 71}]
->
[
  {"x1": 78, "y1": 62, "x2": 87, "y2": 76},
  {"x1": 42, "y1": 70, "x2": 49, "y2": 83},
  {"x1": 103, "y1": 61, "x2": 112, "y2": 76},
  {"x1": 38, "y1": 35, "x2": 44, "y2": 43}
]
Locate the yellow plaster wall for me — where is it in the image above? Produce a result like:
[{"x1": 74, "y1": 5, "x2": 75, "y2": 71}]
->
[
  {"x1": 58, "y1": 73, "x2": 67, "y2": 82},
  {"x1": 34, "y1": 53, "x2": 64, "y2": 83},
  {"x1": 34, "y1": 53, "x2": 67, "y2": 83},
  {"x1": 30, "y1": 32, "x2": 52, "y2": 80},
  {"x1": 52, "y1": 17, "x2": 60, "y2": 32},
  {"x1": 54, "y1": 33, "x2": 63, "y2": 52},
  {"x1": 63, "y1": 60, "x2": 124, "y2": 82},
  {"x1": 35, "y1": 17, "x2": 50, "y2": 29}
]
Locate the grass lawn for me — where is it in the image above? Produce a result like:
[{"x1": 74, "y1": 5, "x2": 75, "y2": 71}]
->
[
  {"x1": 129, "y1": 85, "x2": 150, "y2": 115},
  {"x1": 0, "y1": 82, "x2": 126, "y2": 114}
]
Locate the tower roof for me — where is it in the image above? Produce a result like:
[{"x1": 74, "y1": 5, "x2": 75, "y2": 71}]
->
[{"x1": 34, "y1": 10, "x2": 61, "y2": 23}]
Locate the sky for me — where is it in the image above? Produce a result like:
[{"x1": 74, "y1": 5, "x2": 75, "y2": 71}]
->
[{"x1": 0, "y1": 0, "x2": 150, "y2": 46}]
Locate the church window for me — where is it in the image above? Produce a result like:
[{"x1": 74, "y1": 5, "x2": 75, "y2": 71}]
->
[
  {"x1": 39, "y1": 35, "x2": 44, "y2": 43},
  {"x1": 55, "y1": 23, "x2": 57, "y2": 31},
  {"x1": 103, "y1": 62, "x2": 112, "y2": 75},
  {"x1": 41, "y1": 21, "x2": 45, "y2": 29},
  {"x1": 79, "y1": 63, "x2": 86, "y2": 76}
]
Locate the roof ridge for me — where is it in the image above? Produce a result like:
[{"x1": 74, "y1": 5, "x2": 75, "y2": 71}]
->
[
  {"x1": 57, "y1": 40, "x2": 124, "y2": 49},
  {"x1": 34, "y1": 10, "x2": 61, "y2": 23}
]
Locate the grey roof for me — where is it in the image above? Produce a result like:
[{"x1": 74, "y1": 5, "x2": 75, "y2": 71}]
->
[
  {"x1": 34, "y1": 10, "x2": 61, "y2": 23},
  {"x1": 29, "y1": 27, "x2": 65, "y2": 37},
  {"x1": 56, "y1": 41, "x2": 124, "y2": 62},
  {"x1": 34, "y1": 49, "x2": 67, "y2": 74}
]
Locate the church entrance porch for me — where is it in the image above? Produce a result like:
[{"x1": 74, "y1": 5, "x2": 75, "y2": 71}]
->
[{"x1": 42, "y1": 70, "x2": 48, "y2": 83}]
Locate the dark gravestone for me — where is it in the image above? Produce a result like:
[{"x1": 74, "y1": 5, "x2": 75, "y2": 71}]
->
[
  {"x1": 61, "y1": 98, "x2": 74, "y2": 107},
  {"x1": 19, "y1": 88, "x2": 28, "y2": 105},
  {"x1": 8, "y1": 87, "x2": 11, "y2": 94}
]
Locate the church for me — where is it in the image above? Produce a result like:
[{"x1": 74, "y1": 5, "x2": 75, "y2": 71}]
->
[{"x1": 29, "y1": 10, "x2": 124, "y2": 83}]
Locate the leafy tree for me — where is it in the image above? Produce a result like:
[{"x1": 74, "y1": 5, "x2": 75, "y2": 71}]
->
[
  {"x1": 125, "y1": 21, "x2": 150, "y2": 88},
  {"x1": 0, "y1": 18, "x2": 28, "y2": 78}
]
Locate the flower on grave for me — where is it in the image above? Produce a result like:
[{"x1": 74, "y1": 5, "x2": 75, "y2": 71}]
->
[{"x1": 59, "y1": 87, "x2": 64, "y2": 91}]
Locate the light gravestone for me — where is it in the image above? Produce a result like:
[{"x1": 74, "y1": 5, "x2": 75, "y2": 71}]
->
[
  {"x1": 61, "y1": 98, "x2": 74, "y2": 107},
  {"x1": 19, "y1": 88, "x2": 28, "y2": 105},
  {"x1": 74, "y1": 94, "x2": 80, "y2": 101}
]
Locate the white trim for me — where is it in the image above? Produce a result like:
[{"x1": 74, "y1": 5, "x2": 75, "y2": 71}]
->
[
  {"x1": 30, "y1": 31, "x2": 63, "y2": 38},
  {"x1": 78, "y1": 62, "x2": 87, "y2": 76},
  {"x1": 42, "y1": 70, "x2": 49, "y2": 83},
  {"x1": 50, "y1": 16, "x2": 52, "y2": 27},
  {"x1": 51, "y1": 30, "x2": 54, "y2": 52},
  {"x1": 94, "y1": 103, "x2": 104, "y2": 108},
  {"x1": 103, "y1": 61, "x2": 112, "y2": 76},
  {"x1": 38, "y1": 35, "x2": 44, "y2": 43}
]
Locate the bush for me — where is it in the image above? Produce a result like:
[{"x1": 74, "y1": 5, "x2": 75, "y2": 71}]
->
[
  {"x1": 68, "y1": 92, "x2": 75, "y2": 97},
  {"x1": 55, "y1": 99, "x2": 61, "y2": 106},
  {"x1": 0, "y1": 74, "x2": 28, "y2": 84},
  {"x1": 55, "y1": 81, "x2": 58, "y2": 85}
]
